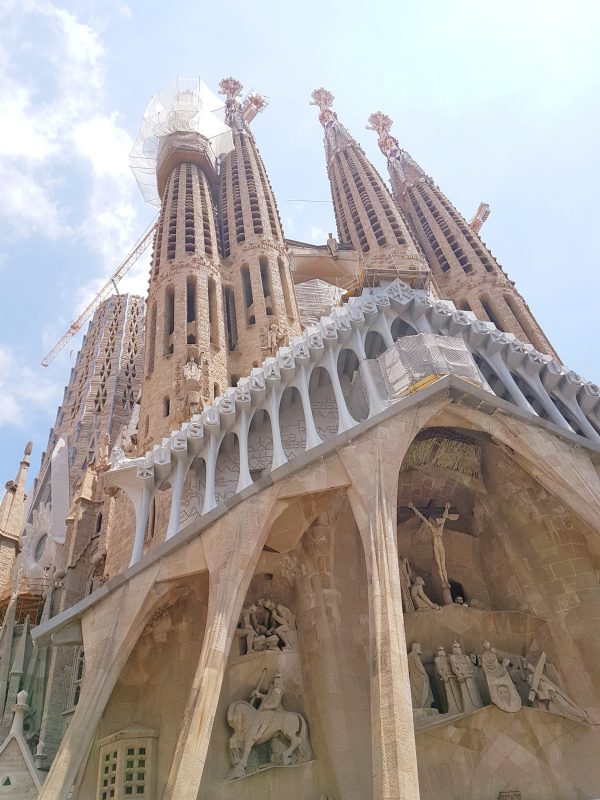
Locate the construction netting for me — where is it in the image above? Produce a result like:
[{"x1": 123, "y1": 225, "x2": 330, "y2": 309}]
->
[
  {"x1": 295, "y1": 279, "x2": 344, "y2": 327},
  {"x1": 130, "y1": 77, "x2": 234, "y2": 206},
  {"x1": 360, "y1": 333, "x2": 491, "y2": 406}
]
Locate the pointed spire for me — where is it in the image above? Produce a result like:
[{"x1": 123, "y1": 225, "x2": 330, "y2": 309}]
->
[
  {"x1": 0, "y1": 443, "x2": 32, "y2": 544},
  {"x1": 310, "y1": 88, "x2": 354, "y2": 156},
  {"x1": 366, "y1": 112, "x2": 422, "y2": 188},
  {"x1": 310, "y1": 89, "x2": 430, "y2": 271},
  {"x1": 369, "y1": 113, "x2": 557, "y2": 355}
]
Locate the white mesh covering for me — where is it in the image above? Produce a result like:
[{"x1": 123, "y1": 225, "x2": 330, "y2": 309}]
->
[
  {"x1": 362, "y1": 333, "x2": 491, "y2": 406},
  {"x1": 295, "y1": 279, "x2": 343, "y2": 327},
  {"x1": 130, "y1": 77, "x2": 234, "y2": 206}
]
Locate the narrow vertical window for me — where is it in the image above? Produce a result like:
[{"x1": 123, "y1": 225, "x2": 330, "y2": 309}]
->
[
  {"x1": 208, "y1": 277, "x2": 218, "y2": 346},
  {"x1": 278, "y1": 257, "x2": 295, "y2": 319},
  {"x1": 164, "y1": 285, "x2": 175, "y2": 356},
  {"x1": 163, "y1": 396, "x2": 170, "y2": 417},
  {"x1": 481, "y1": 297, "x2": 503, "y2": 331},
  {"x1": 186, "y1": 277, "x2": 197, "y2": 323},
  {"x1": 241, "y1": 264, "x2": 254, "y2": 325},
  {"x1": 147, "y1": 301, "x2": 157, "y2": 372},
  {"x1": 223, "y1": 287, "x2": 238, "y2": 351}
]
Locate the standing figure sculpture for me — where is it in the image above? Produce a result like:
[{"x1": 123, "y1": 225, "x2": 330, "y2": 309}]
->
[
  {"x1": 480, "y1": 641, "x2": 521, "y2": 713},
  {"x1": 434, "y1": 646, "x2": 463, "y2": 715},
  {"x1": 449, "y1": 641, "x2": 483, "y2": 714},
  {"x1": 227, "y1": 670, "x2": 312, "y2": 778},
  {"x1": 409, "y1": 502, "x2": 458, "y2": 605},
  {"x1": 408, "y1": 643, "x2": 438, "y2": 717}
]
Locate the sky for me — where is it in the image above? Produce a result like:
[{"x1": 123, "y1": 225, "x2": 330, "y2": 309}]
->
[{"x1": 0, "y1": 0, "x2": 599, "y2": 484}]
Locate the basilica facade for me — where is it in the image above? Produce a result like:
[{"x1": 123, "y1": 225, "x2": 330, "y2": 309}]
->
[{"x1": 0, "y1": 77, "x2": 599, "y2": 800}]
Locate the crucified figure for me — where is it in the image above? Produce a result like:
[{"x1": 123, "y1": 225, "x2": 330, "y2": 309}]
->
[{"x1": 409, "y1": 503, "x2": 458, "y2": 603}]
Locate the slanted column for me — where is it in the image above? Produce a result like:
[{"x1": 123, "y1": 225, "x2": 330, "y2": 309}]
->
[
  {"x1": 340, "y1": 431, "x2": 420, "y2": 800},
  {"x1": 36, "y1": 568, "x2": 163, "y2": 800},
  {"x1": 162, "y1": 493, "x2": 277, "y2": 800}
]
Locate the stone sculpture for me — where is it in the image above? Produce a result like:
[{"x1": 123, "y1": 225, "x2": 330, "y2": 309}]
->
[
  {"x1": 434, "y1": 646, "x2": 463, "y2": 715},
  {"x1": 449, "y1": 641, "x2": 483, "y2": 714},
  {"x1": 261, "y1": 323, "x2": 288, "y2": 356},
  {"x1": 480, "y1": 641, "x2": 521, "y2": 712},
  {"x1": 411, "y1": 576, "x2": 440, "y2": 611},
  {"x1": 408, "y1": 643, "x2": 438, "y2": 717},
  {"x1": 234, "y1": 597, "x2": 297, "y2": 655},
  {"x1": 526, "y1": 652, "x2": 590, "y2": 724},
  {"x1": 269, "y1": 601, "x2": 298, "y2": 651},
  {"x1": 409, "y1": 502, "x2": 458, "y2": 604},
  {"x1": 227, "y1": 669, "x2": 312, "y2": 778}
]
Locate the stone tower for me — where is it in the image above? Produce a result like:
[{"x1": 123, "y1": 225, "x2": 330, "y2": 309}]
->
[
  {"x1": 218, "y1": 77, "x2": 301, "y2": 380},
  {"x1": 367, "y1": 112, "x2": 557, "y2": 357},
  {"x1": 0, "y1": 442, "x2": 32, "y2": 588},
  {"x1": 137, "y1": 87, "x2": 229, "y2": 451},
  {"x1": 311, "y1": 89, "x2": 430, "y2": 281}
]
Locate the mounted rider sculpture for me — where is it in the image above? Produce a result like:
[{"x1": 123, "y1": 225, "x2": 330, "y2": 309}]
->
[{"x1": 227, "y1": 669, "x2": 312, "y2": 778}]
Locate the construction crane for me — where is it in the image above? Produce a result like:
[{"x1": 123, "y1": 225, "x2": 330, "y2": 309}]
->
[{"x1": 41, "y1": 218, "x2": 158, "y2": 367}]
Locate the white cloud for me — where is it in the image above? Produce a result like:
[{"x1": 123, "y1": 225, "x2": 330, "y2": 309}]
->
[
  {"x1": 0, "y1": 2, "x2": 142, "y2": 272},
  {"x1": 0, "y1": 344, "x2": 61, "y2": 429}
]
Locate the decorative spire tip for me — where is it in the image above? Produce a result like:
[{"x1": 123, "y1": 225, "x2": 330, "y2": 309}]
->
[{"x1": 218, "y1": 77, "x2": 243, "y2": 102}]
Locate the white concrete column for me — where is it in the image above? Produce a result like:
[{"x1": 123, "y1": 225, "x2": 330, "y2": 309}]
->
[{"x1": 161, "y1": 493, "x2": 277, "y2": 800}]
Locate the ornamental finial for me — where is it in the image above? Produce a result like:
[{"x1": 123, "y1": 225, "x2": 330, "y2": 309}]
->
[
  {"x1": 219, "y1": 77, "x2": 243, "y2": 102},
  {"x1": 310, "y1": 88, "x2": 337, "y2": 128},
  {"x1": 366, "y1": 111, "x2": 401, "y2": 160}
]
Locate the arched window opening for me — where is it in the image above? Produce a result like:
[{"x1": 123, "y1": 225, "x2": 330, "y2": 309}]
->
[
  {"x1": 248, "y1": 408, "x2": 273, "y2": 480},
  {"x1": 215, "y1": 432, "x2": 240, "y2": 503},
  {"x1": 309, "y1": 366, "x2": 339, "y2": 441},
  {"x1": 459, "y1": 300, "x2": 472, "y2": 312},
  {"x1": 365, "y1": 330, "x2": 386, "y2": 359},
  {"x1": 279, "y1": 386, "x2": 306, "y2": 459},
  {"x1": 391, "y1": 317, "x2": 418, "y2": 341},
  {"x1": 337, "y1": 347, "x2": 368, "y2": 421}
]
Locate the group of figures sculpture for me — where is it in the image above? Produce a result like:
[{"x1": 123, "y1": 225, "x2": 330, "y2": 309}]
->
[
  {"x1": 409, "y1": 640, "x2": 590, "y2": 725},
  {"x1": 235, "y1": 597, "x2": 298, "y2": 655},
  {"x1": 227, "y1": 668, "x2": 312, "y2": 779}
]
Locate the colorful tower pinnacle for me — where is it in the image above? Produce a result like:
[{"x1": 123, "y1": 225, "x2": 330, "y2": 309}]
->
[
  {"x1": 367, "y1": 111, "x2": 557, "y2": 357},
  {"x1": 136, "y1": 84, "x2": 230, "y2": 449},
  {"x1": 311, "y1": 89, "x2": 429, "y2": 279},
  {"x1": 218, "y1": 77, "x2": 301, "y2": 379}
]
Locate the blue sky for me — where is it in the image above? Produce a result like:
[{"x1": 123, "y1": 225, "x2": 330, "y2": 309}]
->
[{"x1": 0, "y1": 0, "x2": 599, "y2": 484}]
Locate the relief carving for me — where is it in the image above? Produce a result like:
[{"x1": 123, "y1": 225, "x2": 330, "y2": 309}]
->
[
  {"x1": 227, "y1": 669, "x2": 312, "y2": 778},
  {"x1": 235, "y1": 598, "x2": 298, "y2": 655}
]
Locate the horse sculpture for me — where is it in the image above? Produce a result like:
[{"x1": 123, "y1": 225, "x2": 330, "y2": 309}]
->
[{"x1": 227, "y1": 699, "x2": 312, "y2": 778}]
